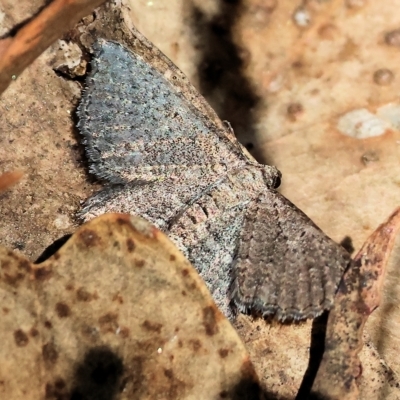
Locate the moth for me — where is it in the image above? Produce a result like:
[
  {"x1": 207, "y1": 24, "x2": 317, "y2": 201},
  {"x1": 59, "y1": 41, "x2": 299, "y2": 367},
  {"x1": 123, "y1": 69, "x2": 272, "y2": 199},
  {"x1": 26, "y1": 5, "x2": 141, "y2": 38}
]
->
[{"x1": 77, "y1": 35, "x2": 350, "y2": 321}]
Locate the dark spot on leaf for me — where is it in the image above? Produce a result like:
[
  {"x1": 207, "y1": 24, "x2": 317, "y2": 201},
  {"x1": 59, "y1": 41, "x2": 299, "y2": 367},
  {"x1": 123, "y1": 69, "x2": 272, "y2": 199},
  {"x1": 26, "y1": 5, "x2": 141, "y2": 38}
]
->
[
  {"x1": 79, "y1": 229, "x2": 100, "y2": 247},
  {"x1": 2, "y1": 307, "x2": 9, "y2": 314},
  {"x1": 189, "y1": 339, "x2": 202, "y2": 352},
  {"x1": 119, "y1": 326, "x2": 130, "y2": 338},
  {"x1": 202, "y1": 306, "x2": 219, "y2": 336},
  {"x1": 70, "y1": 346, "x2": 123, "y2": 400},
  {"x1": 134, "y1": 258, "x2": 145, "y2": 268},
  {"x1": 169, "y1": 254, "x2": 176, "y2": 261},
  {"x1": 373, "y1": 68, "x2": 394, "y2": 86},
  {"x1": 65, "y1": 282, "x2": 74, "y2": 291},
  {"x1": 116, "y1": 216, "x2": 130, "y2": 226},
  {"x1": 219, "y1": 348, "x2": 229, "y2": 358},
  {"x1": 30, "y1": 327, "x2": 39, "y2": 337},
  {"x1": 98, "y1": 312, "x2": 119, "y2": 333},
  {"x1": 287, "y1": 102, "x2": 304, "y2": 121},
  {"x1": 42, "y1": 342, "x2": 58, "y2": 364},
  {"x1": 126, "y1": 238, "x2": 135, "y2": 252},
  {"x1": 385, "y1": 29, "x2": 400, "y2": 47},
  {"x1": 54, "y1": 378, "x2": 66, "y2": 390},
  {"x1": 4, "y1": 272, "x2": 24, "y2": 286},
  {"x1": 164, "y1": 368, "x2": 174, "y2": 379},
  {"x1": 160, "y1": 366, "x2": 187, "y2": 397},
  {"x1": 14, "y1": 329, "x2": 29, "y2": 347},
  {"x1": 181, "y1": 268, "x2": 189, "y2": 277},
  {"x1": 77, "y1": 287, "x2": 93, "y2": 302},
  {"x1": 45, "y1": 383, "x2": 53, "y2": 398},
  {"x1": 56, "y1": 302, "x2": 71, "y2": 318},
  {"x1": 122, "y1": 356, "x2": 145, "y2": 398},
  {"x1": 44, "y1": 320, "x2": 53, "y2": 329},
  {"x1": 112, "y1": 293, "x2": 124, "y2": 304},
  {"x1": 34, "y1": 266, "x2": 52, "y2": 280},
  {"x1": 80, "y1": 324, "x2": 99, "y2": 339},
  {"x1": 45, "y1": 377, "x2": 68, "y2": 399},
  {"x1": 141, "y1": 320, "x2": 163, "y2": 333}
]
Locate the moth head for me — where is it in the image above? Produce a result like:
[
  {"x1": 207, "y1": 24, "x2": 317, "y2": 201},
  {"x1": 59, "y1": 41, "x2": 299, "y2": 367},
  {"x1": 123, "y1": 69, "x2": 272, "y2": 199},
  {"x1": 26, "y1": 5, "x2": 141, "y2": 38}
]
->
[{"x1": 260, "y1": 165, "x2": 282, "y2": 189}]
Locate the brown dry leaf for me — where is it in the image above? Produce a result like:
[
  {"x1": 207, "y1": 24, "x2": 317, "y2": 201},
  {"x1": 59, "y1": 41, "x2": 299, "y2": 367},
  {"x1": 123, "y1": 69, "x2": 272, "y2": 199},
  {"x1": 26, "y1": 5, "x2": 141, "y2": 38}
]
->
[
  {"x1": 311, "y1": 208, "x2": 400, "y2": 399},
  {"x1": 0, "y1": 213, "x2": 261, "y2": 399},
  {"x1": 235, "y1": 316, "x2": 312, "y2": 399}
]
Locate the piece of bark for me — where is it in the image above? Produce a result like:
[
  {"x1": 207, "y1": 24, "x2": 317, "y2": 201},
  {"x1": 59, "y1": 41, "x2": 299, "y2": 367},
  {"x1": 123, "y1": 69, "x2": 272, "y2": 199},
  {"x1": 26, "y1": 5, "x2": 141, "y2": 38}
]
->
[{"x1": 0, "y1": 0, "x2": 108, "y2": 96}]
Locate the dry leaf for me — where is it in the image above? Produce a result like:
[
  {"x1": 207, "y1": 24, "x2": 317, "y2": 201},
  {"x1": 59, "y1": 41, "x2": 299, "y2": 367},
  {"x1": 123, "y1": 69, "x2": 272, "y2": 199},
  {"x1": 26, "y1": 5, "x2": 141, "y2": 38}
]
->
[
  {"x1": 311, "y1": 208, "x2": 400, "y2": 399},
  {"x1": 0, "y1": 213, "x2": 261, "y2": 399}
]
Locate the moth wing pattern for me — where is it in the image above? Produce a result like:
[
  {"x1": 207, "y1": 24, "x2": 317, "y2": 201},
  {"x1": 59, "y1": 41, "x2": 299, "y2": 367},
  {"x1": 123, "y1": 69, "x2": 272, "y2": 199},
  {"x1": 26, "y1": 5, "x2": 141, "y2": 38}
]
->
[
  {"x1": 230, "y1": 190, "x2": 351, "y2": 320},
  {"x1": 76, "y1": 28, "x2": 351, "y2": 321},
  {"x1": 77, "y1": 39, "x2": 249, "y2": 224},
  {"x1": 169, "y1": 199, "x2": 249, "y2": 321},
  {"x1": 124, "y1": 25, "x2": 243, "y2": 149}
]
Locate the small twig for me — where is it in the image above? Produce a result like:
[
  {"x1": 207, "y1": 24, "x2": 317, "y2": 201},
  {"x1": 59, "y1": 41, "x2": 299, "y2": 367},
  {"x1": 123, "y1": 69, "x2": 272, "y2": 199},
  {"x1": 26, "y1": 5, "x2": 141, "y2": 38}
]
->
[{"x1": 0, "y1": 0, "x2": 108, "y2": 96}]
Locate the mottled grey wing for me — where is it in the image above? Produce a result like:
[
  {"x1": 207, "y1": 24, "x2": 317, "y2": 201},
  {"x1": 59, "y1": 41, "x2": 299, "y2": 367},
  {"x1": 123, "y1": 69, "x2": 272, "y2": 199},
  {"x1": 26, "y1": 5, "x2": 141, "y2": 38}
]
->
[
  {"x1": 77, "y1": 39, "x2": 248, "y2": 225},
  {"x1": 77, "y1": 39, "x2": 246, "y2": 184},
  {"x1": 230, "y1": 190, "x2": 350, "y2": 321},
  {"x1": 169, "y1": 199, "x2": 248, "y2": 321}
]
